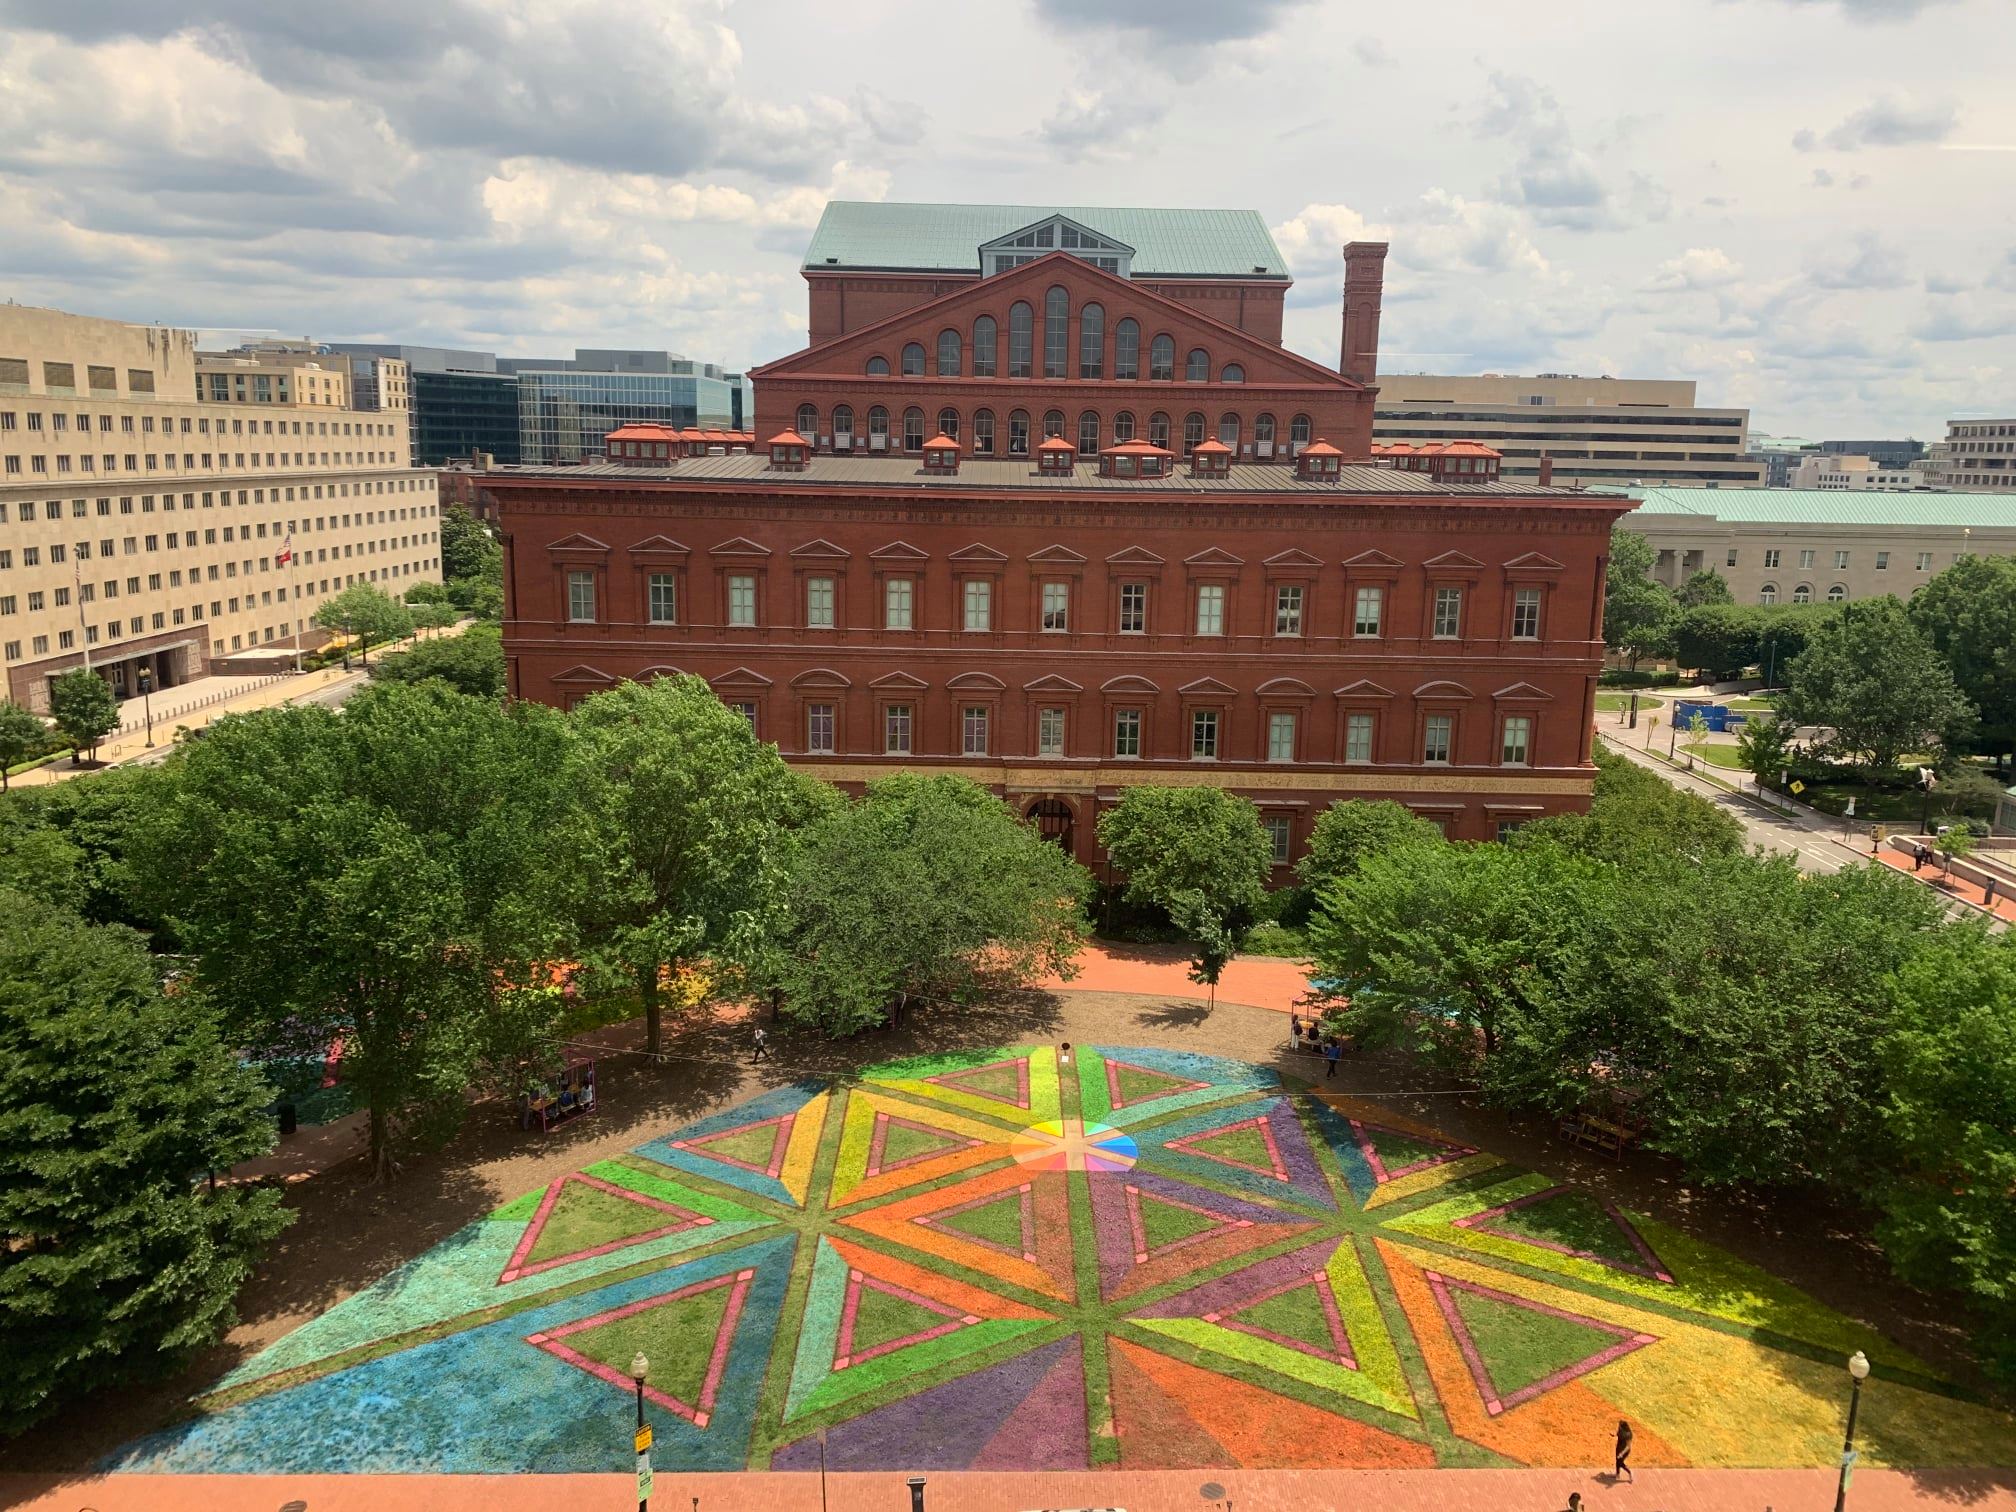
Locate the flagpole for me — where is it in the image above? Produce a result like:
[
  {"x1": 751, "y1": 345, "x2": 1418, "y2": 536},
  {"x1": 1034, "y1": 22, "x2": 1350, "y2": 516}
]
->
[
  {"x1": 287, "y1": 535, "x2": 303, "y2": 673},
  {"x1": 75, "y1": 560, "x2": 91, "y2": 673}
]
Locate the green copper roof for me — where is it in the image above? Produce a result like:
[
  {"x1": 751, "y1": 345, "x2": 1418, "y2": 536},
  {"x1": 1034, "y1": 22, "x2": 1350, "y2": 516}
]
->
[
  {"x1": 802, "y1": 201, "x2": 1289, "y2": 278},
  {"x1": 1624, "y1": 487, "x2": 2016, "y2": 530}
]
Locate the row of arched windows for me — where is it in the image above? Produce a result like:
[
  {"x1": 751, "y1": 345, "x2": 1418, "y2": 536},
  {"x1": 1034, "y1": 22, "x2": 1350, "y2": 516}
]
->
[
  {"x1": 794, "y1": 404, "x2": 1315, "y2": 459},
  {"x1": 862, "y1": 290, "x2": 1249, "y2": 384},
  {"x1": 1758, "y1": 583, "x2": 1848, "y2": 606}
]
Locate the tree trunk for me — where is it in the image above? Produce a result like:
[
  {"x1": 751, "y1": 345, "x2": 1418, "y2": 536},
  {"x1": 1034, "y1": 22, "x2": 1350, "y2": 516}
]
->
[
  {"x1": 640, "y1": 964, "x2": 662, "y2": 1061},
  {"x1": 769, "y1": 987, "x2": 783, "y2": 1024},
  {"x1": 369, "y1": 1103, "x2": 393, "y2": 1183}
]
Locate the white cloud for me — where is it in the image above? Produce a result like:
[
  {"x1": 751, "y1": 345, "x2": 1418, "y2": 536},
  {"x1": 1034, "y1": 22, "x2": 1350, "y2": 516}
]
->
[
  {"x1": 1793, "y1": 93, "x2": 1958, "y2": 151},
  {"x1": 1804, "y1": 233, "x2": 1912, "y2": 290},
  {"x1": 1646, "y1": 247, "x2": 1745, "y2": 292}
]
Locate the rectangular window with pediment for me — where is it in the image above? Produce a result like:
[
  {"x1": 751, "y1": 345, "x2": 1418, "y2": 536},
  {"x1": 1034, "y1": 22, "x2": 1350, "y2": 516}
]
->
[
  {"x1": 647, "y1": 573, "x2": 676, "y2": 624},
  {"x1": 884, "y1": 704, "x2": 912, "y2": 754},
  {"x1": 1265, "y1": 816, "x2": 1292, "y2": 865},
  {"x1": 807, "y1": 702, "x2": 835, "y2": 754},
  {"x1": 1119, "y1": 581, "x2": 1146, "y2": 634},
  {"x1": 1041, "y1": 580, "x2": 1069, "y2": 631},
  {"x1": 1195, "y1": 584, "x2": 1225, "y2": 636},
  {"x1": 1354, "y1": 585, "x2": 1383, "y2": 637},
  {"x1": 1191, "y1": 709, "x2": 1219, "y2": 759},
  {"x1": 885, "y1": 577, "x2": 913, "y2": 630},
  {"x1": 1038, "y1": 706, "x2": 1065, "y2": 756},
  {"x1": 1423, "y1": 713, "x2": 1453, "y2": 764},
  {"x1": 1502, "y1": 715, "x2": 1532, "y2": 766},
  {"x1": 962, "y1": 705, "x2": 989, "y2": 755},
  {"x1": 1432, "y1": 587, "x2": 1463, "y2": 639},
  {"x1": 1113, "y1": 708, "x2": 1141, "y2": 758},
  {"x1": 1267, "y1": 711, "x2": 1296, "y2": 761},
  {"x1": 726, "y1": 574, "x2": 756, "y2": 626},
  {"x1": 566, "y1": 570, "x2": 595, "y2": 623},
  {"x1": 806, "y1": 575, "x2": 834, "y2": 627},
  {"x1": 963, "y1": 579, "x2": 992, "y2": 631},
  {"x1": 1345, "y1": 712, "x2": 1375, "y2": 763},
  {"x1": 1274, "y1": 584, "x2": 1304, "y2": 636},
  {"x1": 1511, "y1": 586, "x2": 1541, "y2": 639}
]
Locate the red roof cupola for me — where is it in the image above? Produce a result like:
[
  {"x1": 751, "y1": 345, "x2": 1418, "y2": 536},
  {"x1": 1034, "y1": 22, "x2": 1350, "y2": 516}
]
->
[
  {"x1": 767, "y1": 429, "x2": 810, "y2": 471},
  {"x1": 1190, "y1": 436, "x2": 1233, "y2": 478},
  {"x1": 1098, "y1": 438, "x2": 1174, "y2": 479},
  {"x1": 922, "y1": 432, "x2": 961, "y2": 473},
  {"x1": 1295, "y1": 437, "x2": 1344, "y2": 480},
  {"x1": 1036, "y1": 434, "x2": 1076, "y2": 475},
  {"x1": 604, "y1": 423, "x2": 683, "y2": 465}
]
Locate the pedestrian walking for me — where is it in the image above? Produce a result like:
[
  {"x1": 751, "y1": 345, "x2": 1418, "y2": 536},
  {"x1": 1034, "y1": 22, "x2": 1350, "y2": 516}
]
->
[
  {"x1": 751, "y1": 1025, "x2": 771, "y2": 1064},
  {"x1": 1324, "y1": 1038, "x2": 1341, "y2": 1079},
  {"x1": 1289, "y1": 1013, "x2": 1304, "y2": 1049},
  {"x1": 1913, "y1": 846, "x2": 1927, "y2": 872},
  {"x1": 1613, "y1": 1419, "x2": 1634, "y2": 1483},
  {"x1": 1565, "y1": 1494, "x2": 1583, "y2": 1512},
  {"x1": 1984, "y1": 877, "x2": 1998, "y2": 907}
]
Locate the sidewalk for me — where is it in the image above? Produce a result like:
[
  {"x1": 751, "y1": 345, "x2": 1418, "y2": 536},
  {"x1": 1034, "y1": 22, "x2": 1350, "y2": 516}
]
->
[
  {"x1": 14, "y1": 628, "x2": 453, "y2": 786},
  {"x1": 1876, "y1": 847, "x2": 2016, "y2": 923},
  {"x1": 1039, "y1": 938, "x2": 1313, "y2": 1013}
]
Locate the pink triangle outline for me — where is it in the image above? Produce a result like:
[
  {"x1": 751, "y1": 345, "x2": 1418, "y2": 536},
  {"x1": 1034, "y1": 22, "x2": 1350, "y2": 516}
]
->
[
  {"x1": 1167, "y1": 1113, "x2": 1291, "y2": 1181},
  {"x1": 524, "y1": 1267, "x2": 754, "y2": 1429},
  {"x1": 672, "y1": 1112, "x2": 794, "y2": 1178},
  {"x1": 498, "y1": 1172, "x2": 716, "y2": 1285},
  {"x1": 1203, "y1": 1268, "x2": 1357, "y2": 1369},
  {"x1": 1423, "y1": 1268, "x2": 1657, "y2": 1417},
  {"x1": 1123, "y1": 1181, "x2": 1254, "y2": 1265},
  {"x1": 833, "y1": 1267, "x2": 981, "y2": 1370}
]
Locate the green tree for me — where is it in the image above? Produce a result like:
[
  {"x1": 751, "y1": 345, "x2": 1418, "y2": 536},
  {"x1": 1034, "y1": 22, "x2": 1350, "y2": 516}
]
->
[
  {"x1": 403, "y1": 580, "x2": 455, "y2": 607},
  {"x1": 440, "y1": 503, "x2": 501, "y2": 585},
  {"x1": 130, "y1": 684, "x2": 576, "y2": 1178},
  {"x1": 409, "y1": 601, "x2": 459, "y2": 637},
  {"x1": 0, "y1": 890, "x2": 290, "y2": 1432},
  {"x1": 562, "y1": 677, "x2": 810, "y2": 1058},
  {"x1": 47, "y1": 671, "x2": 118, "y2": 766},
  {"x1": 8, "y1": 766, "x2": 166, "y2": 932},
  {"x1": 1603, "y1": 528, "x2": 1677, "y2": 669},
  {"x1": 1295, "y1": 798, "x2": 1445, "y2": 895},
  {"x1": 0, "y1": 800, "x2": 88, "y2": 913},
  {"x1": 1932, "y1": 824, "x2": 1976, "y2": 876},
  {"x1": 313, "y1": 582, "x2": 415, "y2": 669},
  {"x1": 768, "y1": 774, "x2": 1089, "y2": 1036},
  {"x1": 0, "y1": 701, "x2": 47, "y2": 788},
  {"x1": 1519, "y1": 746, "x2": 1743, "y2": 864},
  {"x1": 1779, "y1": 598, "x2": 1973, "y2": 774},
  {"x1": 369, "y1": 623, "x2": 504, "y2": 699},
  {"x1": 1735, "y1": 714, "x2": 1796, "y2": 790},
  {"x1": 1874, "y1": 927, "x2": 2016, "y2": 1378},
  {"x1": 1676, "y1": 567, "x2": 1734, "y2": 607},
  {"x1": 1908, "y1": 553, "x2": 2016, "y2": 765},
  {"x1": 1672, "y1": 603, "x2": 1761, "y2": 681},
  {"x1": 1098, "y1": 786, "x2": 1271, "y2": 990}
]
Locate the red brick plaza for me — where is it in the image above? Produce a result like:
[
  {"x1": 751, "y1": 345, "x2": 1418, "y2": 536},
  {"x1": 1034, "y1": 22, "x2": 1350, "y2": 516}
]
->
[{"x1": 479, "y1": 203, "x2": 1633, "y2": 864}]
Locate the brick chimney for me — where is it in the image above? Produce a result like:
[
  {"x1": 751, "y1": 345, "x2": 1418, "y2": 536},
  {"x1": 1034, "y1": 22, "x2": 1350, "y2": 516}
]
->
[
  {"x1": 1538, "y1": 453, "x2": 1555, "y2": 488},
  {"x1": 1340, "y1": 240, "x2": 1388, "y2": 387}
]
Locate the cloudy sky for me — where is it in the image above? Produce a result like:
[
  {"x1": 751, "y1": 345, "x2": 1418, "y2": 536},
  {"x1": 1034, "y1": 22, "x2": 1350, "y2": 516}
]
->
[{"x1": 2, "y1": 0, "x2": 2011, "y2": 437}]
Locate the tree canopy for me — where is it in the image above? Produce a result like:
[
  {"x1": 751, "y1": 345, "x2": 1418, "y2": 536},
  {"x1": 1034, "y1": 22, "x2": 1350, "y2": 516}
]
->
[
  {"x1": 1098, "y1": 785, "x2": 1271, "y2": 992},
  {"x1": 312, "y1": 582, "x2": 415, "y2": 666},
  {"x1": 128, "y1": 684, "x2": 576, "y2": 1177},
  {"x1": 0, "y1": 701, "x2": 46, "y2": 788},
  {"x1": 0, "y1": 890, "x2": 290, "y2": 1432},
  {"x1": 1676, "y1": 567, "x2": 1733, "y2": 607},
  {"x1": 1603, "y1": 528, "x2": 1677, "y2": 668},
  {"x1": 561, "y1": 676, "x2": 813, "y2": 1057},
  {"x1": 1779, "y1": 597, "x2": 1973, "y2": 773},
  {"x1": 1908, "y1": 553, "x2": 2016, "y2": 763},
  {"x1": 47, "y1": 671, "x2": 118, "y2": 764},
  {"x1": 368, "y1": 623, "x2": 505, "y2": 699},
  {"x1": 765, "y1": 774, "x2": 1088, "y2": 1037},
  {"x1": 1295, "y1": 798, "x2": 1445, "y2": 896}
]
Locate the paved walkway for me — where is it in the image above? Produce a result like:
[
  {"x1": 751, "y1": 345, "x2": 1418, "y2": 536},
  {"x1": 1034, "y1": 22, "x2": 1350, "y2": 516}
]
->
[
  {"x1": 7, "y1": 1466, "x2": 2009, "y2": 1511},
  {"x1": 1039, "y1": 939, "x2": 1314, "y2": 1014},
  {"x1": 1876, "y1": 847, "x2": 2016, "y2": 923}
]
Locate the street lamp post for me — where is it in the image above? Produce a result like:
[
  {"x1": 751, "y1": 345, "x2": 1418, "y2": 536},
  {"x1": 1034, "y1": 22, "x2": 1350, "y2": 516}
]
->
[
  {"x1": 1833, "y1": 1349, "x2": 1871, "y2": 1512},
  {"x1": 632, "y1": 1351, "x2": 651, "y2": 1512},
  {"x1": 136, "y1": 663, "x2": 155, "y2": 748},
  {"x1": 907, "y1": 1476, "x2": 927, "y2": 1512}
]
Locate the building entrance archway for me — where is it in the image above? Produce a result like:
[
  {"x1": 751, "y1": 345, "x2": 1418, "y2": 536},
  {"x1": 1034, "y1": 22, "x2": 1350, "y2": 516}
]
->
[{"x1": 1025, "y1": 797, "x2": 1074, "y2": 854}]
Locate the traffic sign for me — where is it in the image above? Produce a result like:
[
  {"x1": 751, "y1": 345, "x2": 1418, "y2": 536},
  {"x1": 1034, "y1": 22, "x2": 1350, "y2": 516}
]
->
[
  {"x1": 637, "y1": 1450, "x2": 654, "y2": 1500},
  {"x1": 1790, "y1": 779, "x2": 1806, "y2": 794},
  {"x1": 635, "y1": 1425, "x2": 653, "y2": 1454}
]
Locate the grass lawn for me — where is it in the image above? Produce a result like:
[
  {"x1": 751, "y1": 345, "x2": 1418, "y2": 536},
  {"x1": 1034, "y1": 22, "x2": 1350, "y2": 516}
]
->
[
  {"x1": 1681, "y1": 742, "x2": 1749, "y2": 771},
  {"x1": 1594, "y1": 693, "x2": 1665, "y2": 712},
  {"x1": 1725, "y1": 697, "x2": 1779, "y2": 712}
]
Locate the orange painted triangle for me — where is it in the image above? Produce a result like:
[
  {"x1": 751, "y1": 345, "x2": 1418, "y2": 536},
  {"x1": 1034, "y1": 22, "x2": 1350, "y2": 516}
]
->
[
  {"x1": 823, "y1": 1232, "x2": 1052, "y2": 1323},
  {"x1": 839, "y1": 1166, "x2": 1077, "y2": 1302},
  {"x1": 1112, "y1": 1337, "x2": 1437, "y2": 1469},
  {"x1": 1109, "y1": 1336, "x2": 1238, "y2": 1468}
]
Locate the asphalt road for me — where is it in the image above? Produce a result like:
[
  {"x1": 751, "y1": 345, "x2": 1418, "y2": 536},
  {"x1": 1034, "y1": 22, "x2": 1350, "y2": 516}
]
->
[{"x1": 122, "y1": 668, "x2": 372, "y2": 766}]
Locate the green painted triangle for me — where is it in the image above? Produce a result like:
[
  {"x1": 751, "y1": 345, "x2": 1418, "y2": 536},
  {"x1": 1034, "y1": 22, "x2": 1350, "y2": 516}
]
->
[
  {"x1": 526, "y1": 1183, "x2": 685, "y2": 1266},
  {"x1": 1488, "y1": 1191, "x2": 1647, "y2": 1270},
  {"x1": 1364, "y1": 1125, "x2": 1450, "y2": 1170},
  {"x1": 568, "y1": 1282, "x2": 734, "y2": 1406},
  {"x1": 849, "y1": 1283, "x2": 956, "y2": 1355},
  {"x1": 694, "y1": 1122, "x2": 781, "y2": 1167},
  {"x1": 883, "y1": 1121, "x2": 960, "y2": 1166},
  {"x1": 1117, "y1": 1063, "x2": 1191, "y2": 1104},
  {"x1": 1450, "y1": 1287, "x2": 1623, "y2": 1397},
  {"x1": 1234, "y1": 1280, "x2": 1334, "y2": 1348},
  {"x1": 935, "y1": 1190, "x2": 1026, "y2": 1250},
  {"x1": 1188, "y1": 1123, "x2": 1274, "y2": 1170},
  {"x1": 1139, "y1": 1194, "x2": 1225, "y2": 1250},
  {"x1": 947, "y1": 1061, "x2": 1023, "y2": 1101}
]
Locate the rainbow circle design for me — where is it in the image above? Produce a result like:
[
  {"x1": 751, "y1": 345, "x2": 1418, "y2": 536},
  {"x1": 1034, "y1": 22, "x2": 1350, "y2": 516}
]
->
[{"x1": 1009, "y1": 1117, "x2": 1139, "y2": 1173}]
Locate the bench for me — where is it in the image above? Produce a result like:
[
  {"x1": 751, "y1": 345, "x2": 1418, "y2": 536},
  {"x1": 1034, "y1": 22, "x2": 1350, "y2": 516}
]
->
[{"x1": 1559, "y1": 1113, "x2": 1635, "y2": 1160}]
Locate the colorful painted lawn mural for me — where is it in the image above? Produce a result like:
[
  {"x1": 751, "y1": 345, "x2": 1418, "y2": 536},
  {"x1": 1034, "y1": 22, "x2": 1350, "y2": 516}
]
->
[{"x1": 110, "y1": 1047, "x2": 2016, "y2": 1474}]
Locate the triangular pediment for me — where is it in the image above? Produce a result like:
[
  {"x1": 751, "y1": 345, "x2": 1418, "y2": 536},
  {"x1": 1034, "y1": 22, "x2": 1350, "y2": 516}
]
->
[
  {"x1": 638, "y1": 664, "x2": 687, "y2": 681},
  {"x1": 1183, "y1": 547, "x2": 1246, "y2": 568},
  {"x1": 1026, "y1": 544, "x2": 1088, "y2": 564},
  {"x1": 980, "y1": 214, "x2": 1136, "y2": 262},
  {"x1": 1178, "y1": 676, "x2": 1237, "y2": 696},
  {"x1": 789, "y1": 538, "x2": 851, "y2": 559},
  {"x1": 709, "y1": 666, "x2": 774, "y2": 688},
  {"x1": 547, "y1": 532, "x2": 611, "y2": 554},
  {"x1": 551, "y1": 664, "x2": 617, "y2": 685},
  {"x1": 708, "y1": 536, "x2": 772, "y2": 557},
  {"x1": 1333, "y1": 679, "x2": 1397, "y2": 699},
  {"x1": 751, "y1": 248, "x2": 1363, "y2": 393},
  {"x1": 1422, "y1": 550, "x2": 1486, "y2": 571},
  {"x1": 945, "y1": 671, "x2": 1007, "y2": 691},
  {"x1": 1492, "y1": 681, "x2": 1555, "y2": 701},
  {"x1": 1263, "y1": 548, "x2": 1325, "y2": 569},
  {"x1": 1105, "y1": 545, "x2": 1167, "y2": 566},
  {"x1": 626, "y1": 534, "x2": 688, "y2": 556},
  {"x1": 1503, "y1": 551, "x2": 1565, "y2": 572},
  {"x1": 869, "y1": 540, "x2": 931, "y2": 561},
  {"x1": 1341, "y1": 549, "x2": 1405, "y2": 570},
  {"x1": 947, "y1": 542, "x2": 1010, "y2": 563},
  {"x1": 790, "y1": 667, "x2": 852, "y2": 689},
  {"x1": 869, "y1": 670, "x2": 930, "y2": 690},
  {"x1": 1101, "y1": 674, "x2": 1161, "y2": 694},
  {"x1": 1256, "y1": 677, "x2": 1317, "y2": 697},
  {"x1": 1022, "y1": 673, "x2": 1085, "y2": 693},
  {"x1": 1414, "y1": 679, "x2": 1476, "y2": 700}
]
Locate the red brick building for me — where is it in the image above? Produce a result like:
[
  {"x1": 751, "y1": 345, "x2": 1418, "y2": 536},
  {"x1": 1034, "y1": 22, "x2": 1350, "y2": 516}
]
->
[{"x1": 482, "y1": 202, "x2": 1634, "y2": 870}]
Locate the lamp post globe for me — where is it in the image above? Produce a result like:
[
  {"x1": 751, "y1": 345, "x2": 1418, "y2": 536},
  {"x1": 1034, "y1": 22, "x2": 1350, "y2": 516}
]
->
[
  {"x1": 632, "y1": 1352, "x2": 650, "y2": 1383},
  {"x1": 1848, "y1": 1350, "x2": 1870, "y2": 1382},
  {"x1": 1834, "y1": 1349, "x2": 1871, "y2": 1512}
]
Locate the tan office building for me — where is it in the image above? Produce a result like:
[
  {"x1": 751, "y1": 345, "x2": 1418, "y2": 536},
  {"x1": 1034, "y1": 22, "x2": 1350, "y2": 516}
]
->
[
  {"x1": 1374, "y1": 373, "x2": 1766, "y2": 489},
  {"x1": 1625, "y1": 486, "x2": 2016, "y2": 606},
  {"x1": 1930, "y1": 417, "x2": 2016, "y2": 490},
  {"x1": 0, "y1": 306, "x2": 440, "y2": 711}
]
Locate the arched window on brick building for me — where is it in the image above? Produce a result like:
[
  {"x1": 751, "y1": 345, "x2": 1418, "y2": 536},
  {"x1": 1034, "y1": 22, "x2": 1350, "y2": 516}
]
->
[
  {"x1": 937, "y1": 329, "x2": 962, "y2": 376},
  {"x1": 972, "y1": 409, "x2": 996, "y2": 455},
  {"x1": 1044, "y1": 287, "x2": 1069, "y2": 378},
  {"x1": 972, "y1": 316, "x2": 997, "y2": 378},
  {"x1": 1186, "y1": 347, "x2": 1209, "y2": 382},
  {"x1": 795, "y1": 404, "x2": 817, "y2": 441},
  {"x1": 1009, "y1": 303, "x2": 1034, "y2": 378},
  {"x1": 1218, "y1": 412, "x2": 1242, "y2": 452},
  {"x1": 1079, "y1": 303, "x2": 1105, "y2": 379},
  {"x1": 937, "y1": 406, "x2": 960, "y2": 441},
  {"x1": 832, "y1": 405, "x2": 854, "y2": 447},
  {"x1": 1077, "y1": 412, "x2": 1101, "y2": 456},
  {"x1": 903, "y1": 407, "x2": 925, "y2": 451},
  {"x1": 1148, "y1": 411, "x2": 1171, "y2": 449},
  {"x1": 1115, "y1": 319, "x2": 1140, "y2": 380},
  {"x1": 1254, "y1": 413, "x2": 1276, "y2": 458},
  {"x1": 1150, "y1": 334, "x2": 1175, "y2": 381},
  {"x1": 1043, "y1": 408, "x2": 1066, "y2": 439},
  {"x1": 1114, "y1": 411, "x2": 1136, "y2": 441},
  {"x1": 1222, "y1": 363, "x2": 1245, "y2": 383},
  {"x1": 868, "y1": 405, "x2": 890, "y2": 448},
  {"x1": 1183, "y1": 412, "x2": 1205, "y2": 454},
  {"x1": 866, "y1": 356, "x2": 889, "y2": 376},
  {"x1": 902, "y1": 342, "x2": 925, "y2": 377},
  {"x1": 1009, "y1": 409, "x2": 1031, "y2": 456}
]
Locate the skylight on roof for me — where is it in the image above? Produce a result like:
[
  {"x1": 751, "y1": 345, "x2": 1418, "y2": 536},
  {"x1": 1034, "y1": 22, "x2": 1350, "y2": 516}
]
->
[{"x1": 980, "y1": 215, "x2": 1135, "y2": 279}]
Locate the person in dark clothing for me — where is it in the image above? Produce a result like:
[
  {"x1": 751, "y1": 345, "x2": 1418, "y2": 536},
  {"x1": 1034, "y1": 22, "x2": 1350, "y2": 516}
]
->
[
  {"x1": 1323, "y1": 1038, "x2": 1342, "y2": 1079},
  {"x1": 1613, "y1": 1419, "x2": 1634, "y2": 1482},
  {"x1": 1289, "y1": 1013, "x2": 1304, "y2": 1048},
  {"x1": 751, "y1": 1025, "x2": 771, "y2": 1064}
]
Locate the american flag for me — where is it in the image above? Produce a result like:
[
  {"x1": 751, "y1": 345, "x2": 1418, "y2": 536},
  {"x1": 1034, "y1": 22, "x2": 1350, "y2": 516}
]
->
[{"x1": 276, "y1": 533, "x2": 293, "y2": 567}]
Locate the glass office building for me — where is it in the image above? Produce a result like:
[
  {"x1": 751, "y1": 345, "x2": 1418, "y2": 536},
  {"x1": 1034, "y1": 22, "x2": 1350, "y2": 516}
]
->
[
  {"x1": 517, "y1": 368, "x2": 740, "y2": 465},
  {"x1": 413, "y1": 370, "x2": 522, "y2": 466}
]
